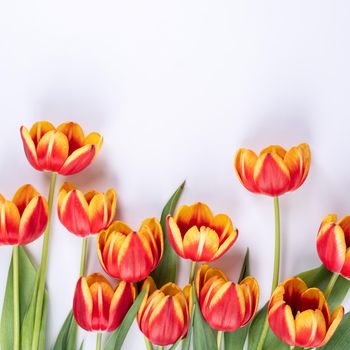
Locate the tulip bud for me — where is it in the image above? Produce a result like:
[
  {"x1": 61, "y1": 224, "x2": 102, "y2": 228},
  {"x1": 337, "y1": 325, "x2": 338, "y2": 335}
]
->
[
  {"x1": 235, "y1": 144, "x2": 311, "y2": 196},
  {"x1": 0, "y1": 184, "x2": 48, "y2": 245},
  {"x1": 20, "y1": 121, "x2": 103, "y2": 175},
  {"x1": 137, "y1": 277, "x2": 190, "y2": 346},
  {"x1": 196, "y1": 264, "x2": 259, "y2": 331},
  {"x1": 268, "y1": 277, "x2": 343, "y2": 348},
  {"x1": 167, "y1": 202, "x2": 238, "y2": 262},
  {"x1": 73, "y1": 273, "x2": 136, "y2": 332},
  {"x1": 57, "y1": 182, "x2": 116, "y2": 237},
  {"x1": 97, "y1": 218, "x2": 163, "y2": 282}
]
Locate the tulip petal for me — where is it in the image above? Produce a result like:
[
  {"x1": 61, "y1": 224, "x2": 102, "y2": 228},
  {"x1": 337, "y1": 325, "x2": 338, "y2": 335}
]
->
[
  {"x1": 254, "y1": 153, "x2": 291, "y2": 196},
  {"x1": 12, "y1": 184, "x2": 40, "y2": 215},
  {"x1": 59, "y1": 144, "x2": 96, "y2": 175},
  {"x1": 140, "y1": 218, "x2": 164, "y2": 263},
  {"x1": 317, "y1": 223, "x2": 346, "y2": 273},
  {"x1": 319, "y1": 306, "x2": 344, "y2": 347},
  {"x1": 240, "y1": 276, "x2": 260, "y2": 325},
  {"x1": 28, "y1": 121, "x2": 55, "y2": 145},
  {"x1": 106, "y1": 189, "x2": 117, "y2": 226},
  {"x1": 20, "y1": 126, "x2": 40, "y2": 170},
  {"x1": 37, "y1": 130, "x2": 69, "y2": 172},
  {"x1": 0, "y1": 201, "x2": 20, "y2": 245},
  {"x1": 183, "y1": 226, "x2": 219, "y2": 261},
  {"x1": 85, "y1": 132, "x2": 103, "y2": 154},
  {"x1": 339, "y1": 215, "x2": 350, "y2": 246},
  {"x1": 57, "y1": 122, "x2": 85, "y2": 154},
  {"x1": 167, "y1": 216, "x2": 185, "y2": 257},
  {"x1": 284, "y1": 146, "x2": 305, "y2": 191},
  {"x1": 234, "y1": 149, "x2": 259, "y2": 193},
  {"x1": 88, "y1": 193, "x2": 109, "y2": 233},
  {"x1": 73, "y1": 277, "x2": 93, "y2": 331},
  {"x1": 340, "y1": 248, "x2": 350, "y2": 278},
  {"x1": 212, "y1": 228, "x2": 238, "y2": 261}
]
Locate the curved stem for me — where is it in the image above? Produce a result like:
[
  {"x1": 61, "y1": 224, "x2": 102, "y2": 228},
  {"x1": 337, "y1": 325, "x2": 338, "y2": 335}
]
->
[
  {"x1": 31, "y1": 172, "x2": 57, "y2": 350},
  {"x1": 96, "y1": 332, "x2": 102, "y2": 350},
  {"x1": 144, "y1": 337, "x2": 153, "y2": 350},
  {"x1": 13, "y1": 245, "x2": 20, "y2": 350},
  {"x1": 79, "y1": 237, "x2": 88, "y2": 276},
  {"x1": 324, "y1": 272, "x2": 339, "y2": 299},
  {"x1": 188, "y1": 261, "x2": 197, "y2": 284},
  {"x1": 217, "y1": 330, "x2": 223, "y2": 349},
  {"x1": 256, "y1": 196, "x2": 281, "y2": 350}
]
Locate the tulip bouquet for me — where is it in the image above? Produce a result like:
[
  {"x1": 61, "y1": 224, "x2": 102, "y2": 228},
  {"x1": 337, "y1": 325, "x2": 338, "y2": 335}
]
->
[{"x1": 1, "y1": 121, "x2": 350, "y2": 350}]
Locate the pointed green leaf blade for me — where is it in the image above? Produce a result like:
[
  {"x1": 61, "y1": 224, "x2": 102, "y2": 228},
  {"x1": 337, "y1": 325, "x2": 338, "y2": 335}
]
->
[
  {"x1": 52, "y1": 310, "x2": 78, "y2": 350},
  {"x1": 151, "y1": 181, "x2": 185, "y2": 286}
]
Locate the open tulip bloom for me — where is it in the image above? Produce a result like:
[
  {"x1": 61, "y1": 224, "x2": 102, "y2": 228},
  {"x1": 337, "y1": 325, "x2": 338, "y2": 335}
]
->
[
  {"x1": 137, "y1": 277, "x2": 191, "y2": 346},
  {"x1": 268, "y1": 277, "x2": 344, "y2": 348}
]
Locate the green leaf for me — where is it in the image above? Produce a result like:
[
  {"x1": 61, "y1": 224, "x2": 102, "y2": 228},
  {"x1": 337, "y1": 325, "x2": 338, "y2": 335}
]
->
[
  {"x1": 320, "y1": 312, "x2": 350, "y2": 349},
  {"x1": 151, "y1": 181, "x2": 185, "y2": 286},
  {"x1": 104, "y1": 288, "x2": 147, "y2": 350},
  {"x1": 181, "y1": 304, "x2": 196, "y2": 350},
  {"x1": 192, "y1": 284, "x2": 217, "y2": 350},
  {"x1": 52, "y1": 310, "x2": 78, "y2": 350},
  {"x1": 224, "y1": 248, "x2": 251, "y2": 350},
  {"x1": 247, "y1": 264, "x2": 350, "y2": 350},
  {"x1": 0, "y1": 246, "x2": 37, "y2": 350},
  {"x1": 39, "y1": 290, "x2": 48, "y2": 350}
]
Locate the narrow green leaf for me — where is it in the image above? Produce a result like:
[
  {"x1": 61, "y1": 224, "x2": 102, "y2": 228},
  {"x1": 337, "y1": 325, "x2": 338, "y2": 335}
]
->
[
  {"x1": 321, "y1": 312, "x2": 350, "y2": 349},
  {"x1": 104, "y1": 288, "x2": 147, "y2": 350},
  {"x1": 224, "y1": 248, "x2": 251, "y2": 350},
  {"x1": 39, "y1": 291, "x2": 48, "y2": 350},
  {"x1": 52, "y1": 310, "x2": 78, "y2": 350},
  {"x1": 192, "y1": 284, "x2": 217, "y2": 350},
  {"x1": 0, "y1": 246, "x2": 37, "y2": 350},
  {"x1": 79, "y1": 341, "x2": 84, "y2": 350},
  {"x1": 151, "y1": 181, "x2": 185, "y2": 286},
  {"x1": 181, "y1": 304, "x2": 196, "y2": 350}
]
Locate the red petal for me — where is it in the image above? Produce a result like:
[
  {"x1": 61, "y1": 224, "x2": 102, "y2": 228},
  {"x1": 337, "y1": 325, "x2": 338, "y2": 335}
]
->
[{"x1": 59, "y1": 144, "x2": 95, "y2": 175}]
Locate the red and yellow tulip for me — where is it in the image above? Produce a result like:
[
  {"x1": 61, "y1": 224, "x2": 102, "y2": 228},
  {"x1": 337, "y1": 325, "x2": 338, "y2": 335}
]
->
[
  {"x1": 196, "y1": 264, "x2": 259, "y2": 331},
  {"x1": 0, "y1": 184, "x2": 48, "y2": 245},
  {"x1": 20, "y1": 121, "x2": 103, "y2": 175},
  {"x1": 268, "y1": 277, "x2": 343, "y2": 348},
  {"x1": 235, "y1": 143, "x2": 311, "y2": 196},
  {"x1": 317, "y1": 214, "x2": 350, "y2": 278},
  {"x1": 57, "y1": 182, "x2": 116, "y2": 237},
  {"x1": 137, "y1": 277, "x2": 190, "y2": 346},
  {"x1": 73, "y1": 273, "x2": 136, "y2": 332},
  {"x1": 167, "y1": 202, "x2": 238, "y2": 262},
  {"x1": 97, "y1": 218, "x2": 163, "y2": 282}
]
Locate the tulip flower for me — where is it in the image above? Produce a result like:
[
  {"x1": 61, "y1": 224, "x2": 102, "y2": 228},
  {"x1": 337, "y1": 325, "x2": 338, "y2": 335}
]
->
[
  {"x1": 97, "y1": 218, "x2": 163, "y2": 282},
  {"x1": 167, "y1": 202, "x2": 238, "y2": 263},
  {"x1": 195, "y1": 264, "x2": 259, "y2": 332},
  {"x1": 20, "y1": 121, "x2": 103, "y2": 175},
  {"x1": 57, "y1": 182, "x2": 117, "y2": 237},
  {"x1": 73, "y1": 273, "x2": 136, "y2": 332},
  {"x1": 137, "y1": 277, "x2": 190, "y2": 346},
  {"x1": 268, "y1": 277, "x2": 344, "y2": 348},
  {"x1": 234, "y1": 143, "x2": 311, "y2": 196},
  {"x1": 317, "y1": 214, "x2": 350, "y2": 279},
  {"x1": 0, "y1": 184, "x2": 48, "y2": 245}
]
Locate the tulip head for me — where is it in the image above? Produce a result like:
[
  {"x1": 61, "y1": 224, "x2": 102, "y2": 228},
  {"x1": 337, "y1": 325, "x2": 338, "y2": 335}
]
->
[
  {"x1": 195, "y1": 264, "x2": 259, "y2": 332},
  {"x1": 73, "y1": 273, "x2": 136, "y2": 332},
  {"x1": 137, "y1": 277, "x2": 190, "y2": 346},
  {"x1": 97, "y1": 218, "x2": 164, "y2": 282},
  {"x1": 235, "y1": 144, "x2": 311, "y2": 196},
  {"x1": 57, "y1": 182, "x2": 116, "y2": 237},
  {"x1": 20, "y1": 121, "x2": 103, "y2": 175},
  {"x1": 167, "y1": 202, "x2": 238, "y2": 262},
  {"x1": 317, "y1": 214, "x2": 350, "y2": 278},
  {"x1": 268, "y1": 277, "x2": 343, "y2": 348},
  {"x1": 0, "y1": 185, "x2": 48, "y2": 245}
]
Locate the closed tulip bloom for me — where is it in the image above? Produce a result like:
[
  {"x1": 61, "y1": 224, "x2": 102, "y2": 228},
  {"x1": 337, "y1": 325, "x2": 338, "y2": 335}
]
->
[
  {"x1": 20, "y1": 121, "x2": 103, "y2": 175},
  {"x1": 97, "y1": 218, "x2": 163, "y2": 282},
  {"x1": 235, "y1": 143, "x2": 311, "y2": 196},
  {"x1": 137, "y1": 277, "x2": 190, "y2": 346},
  {"x1": 73, "y1": 273, "x2": 136, "y2": 332},
  {"x1": 317, "y1": 214, "x2": 350, "y2": 278},
  {"x1": 167, "y1": 202, "x2": 238, "y2": 262},
  {"x1": 0, "y1": 184, "x2": 48, "y2": 245},
  {"x1": 57, "y1": 182, "x2": 116, "y2": 237},
  {"x1": 268, "y1": 277, "x2": 344, "y2": 348},
  {"x1": 195, "y1": 264, "x2": 259, "y2": 331}
]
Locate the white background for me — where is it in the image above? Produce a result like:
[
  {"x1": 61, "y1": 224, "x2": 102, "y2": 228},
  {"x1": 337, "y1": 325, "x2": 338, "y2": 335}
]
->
[{"x1": 1, "y1": 1, "x2": 350, "y2": 348}]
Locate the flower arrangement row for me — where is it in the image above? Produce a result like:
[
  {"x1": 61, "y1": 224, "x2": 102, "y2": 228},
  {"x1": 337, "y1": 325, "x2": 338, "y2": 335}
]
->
[{"x1": 0, "y1": 121, "x2": 349, "y2": 350}]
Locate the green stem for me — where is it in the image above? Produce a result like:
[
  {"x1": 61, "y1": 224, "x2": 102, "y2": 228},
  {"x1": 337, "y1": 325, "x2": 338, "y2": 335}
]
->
[
  {"x1": 13, "y1": 245, "x2": 20, "y2": 350},
  {"x1": 189, "y1": 261, "x2": 197, "y2": 284},
  {"x1": 79, "y1": 237, "x2": 88, "y2": 276},
  {"x1": 31, "y1": 172, "x2": 57, "y2": 350},
  {"x1": 256, "y1": 196, "x2": 281, "y2": 350},
  {"x1": 217, "y1": 330, "x2": 223, "y2": 349},
  {"x1": 96, "y1": 332, "x2": 102, "y2": 350},
  {"x1": 324, "y1": 273, "x2": 339, "y2": 299},
  {"x1": 144, "y1": 337, "x2": 153, "y2": 350},
  {"x1": 157, "y1": 347, "x2": 164, "y2": 350}
]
